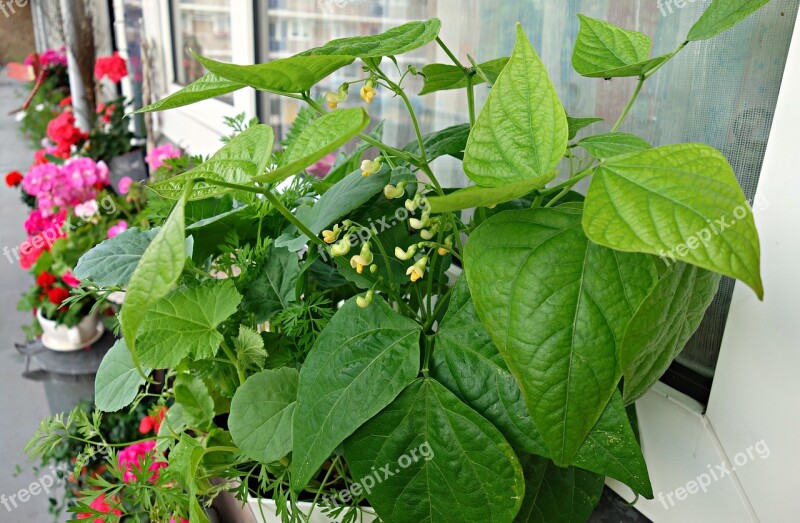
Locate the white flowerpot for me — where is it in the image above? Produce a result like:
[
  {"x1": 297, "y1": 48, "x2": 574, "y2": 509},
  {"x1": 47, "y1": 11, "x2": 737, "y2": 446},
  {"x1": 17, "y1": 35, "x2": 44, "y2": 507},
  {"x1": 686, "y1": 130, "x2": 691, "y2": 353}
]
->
[
  {"x1": 37, "y1": 309, "x2": 104, "y2": 351},
  {"x1": 247, "y1": 497, "x2": 377, "y2": 523}
]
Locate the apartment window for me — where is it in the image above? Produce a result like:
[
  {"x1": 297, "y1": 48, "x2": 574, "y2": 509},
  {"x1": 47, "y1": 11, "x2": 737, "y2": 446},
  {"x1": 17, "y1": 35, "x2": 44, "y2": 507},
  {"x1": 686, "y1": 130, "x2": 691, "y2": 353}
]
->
[{"x1": 171, "y1": 0, "x2": 234, "y2": 103}]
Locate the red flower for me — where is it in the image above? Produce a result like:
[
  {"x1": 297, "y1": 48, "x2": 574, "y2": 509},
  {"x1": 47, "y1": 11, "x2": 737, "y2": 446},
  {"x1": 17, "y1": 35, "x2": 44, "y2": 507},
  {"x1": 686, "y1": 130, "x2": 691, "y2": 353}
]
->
[
  {"x1": 58, "y1": 96, "x2": 72, "y2": 107},
  {"x1": 96, "y1": 103, "x2": 115, "y2": 124},
  {"x1": 5, "y1": 171, "x2": 23, "y2": 187},
  {"x1": 47, "y1": 111, "x2": 87, "y2": 149},
  {"x1": 94, "y1": 52, "x2": 128, "y2": 83},
  {"x1": 138, "y1": 406, "x2": 167, "y2": 434},
  {"x1": 77, "y1": 493, "x2": 123, "y2": 523},
  {"x1": 47, "y1": 287, "x2": 70, "y2": 306},
  {"x1": 37, "y1": 272, "x2": 57, "y2": 290}
]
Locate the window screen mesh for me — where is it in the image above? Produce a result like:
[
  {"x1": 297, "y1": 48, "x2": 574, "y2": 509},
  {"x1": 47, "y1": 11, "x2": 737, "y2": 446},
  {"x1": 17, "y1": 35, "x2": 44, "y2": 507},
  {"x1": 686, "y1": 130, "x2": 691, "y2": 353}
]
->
[{"x1": 259, "y1": 0, "x2": 798, "y2": 378}]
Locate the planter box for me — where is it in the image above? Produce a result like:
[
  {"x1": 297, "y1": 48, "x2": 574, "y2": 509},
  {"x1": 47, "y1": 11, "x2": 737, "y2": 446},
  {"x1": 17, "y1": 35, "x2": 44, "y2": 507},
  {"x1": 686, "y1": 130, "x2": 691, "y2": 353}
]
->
[
  {"x1": 37, "y1": 309, "x2": 103, "y2": 351},
  {"x1": 248, "y1": 498, "x2": 377, "y2": 523}
]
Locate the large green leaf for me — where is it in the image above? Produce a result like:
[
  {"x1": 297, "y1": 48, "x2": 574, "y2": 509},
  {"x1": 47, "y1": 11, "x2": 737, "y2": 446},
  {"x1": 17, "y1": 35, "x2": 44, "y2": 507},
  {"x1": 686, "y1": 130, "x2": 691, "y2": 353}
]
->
[
  {"x1": 168, "y1": 434, "x2": 204, "y2": 491},
  {"x1": 121, "y1": 196, "x2": 187, "y2": 355},
  {"x1": 572, "y1": 15, "x2": 670, "y2": 78},
  {"x1": 418, "y1": 57, "x2": 509, "y2": 95},
  {"x1": 94, "y1": 340, "x2": 150, "y2": 413},
  {"x1": 687, "y1": 0, "x2": 770, "y2": 41},
  {"x1": 514, "y1": 454, "x2": 604, "y2": 523},
  {"x1": 136, "y1": 73, "x2": 244, "y2": 113},
  {"x1": 427, "y1": 172, "x2": 556, "y2": 214},
  {"x1": 403, "y1": 123, "x2": 471, "y2": 162},
  {"x1": 275, "y1": 167, "x2": 390, "y2": 252},
  {"x1": 193, "y1": 52, "x2": 355, "y2": 94},
  {"x1": 433, "y1": 277, "x2": 653, "y2": 497},
  {"x1": 291, "y1": 296, "x2": 421, "y2": 491},
  {"x1": 240, "y1": 246, "x2": 301, "y2": 323},
  {"x1": 175, "y1": 374, "x2": 216, "y2": 429},
  {"x1": 150, "y1": 125, "x2": 274, "y2": 201},
  {"x1": 583, "y1": 143, "x2": 763, "y2": 298},
  {"x1": 254, "y1": 108, "x2": 370, "y2": 184},
  {"x1": 464, "y1": 208, "x2": 656, "y2": 464},
  {"x1": 137, "y1": 280, "x2": 242, "y2": 368},
  {"x1": 344, "y1": 379, "x2": 524, "y2": 523},
  {"x1": 621, "y1": 263, "x2": 721, "y2": 404},
  {"x1": 74, "y1": 228, "x2": 158, "y2": 287},
  {"x1": 229, "y1": 368, "x2": 298, "y2": 464},
  {"x1": 576, "y1": 132, "x2": 651, "y2": 159},
  {"x1": 464, "y1": 24, "x2": 567, "y2": 187},
  {"x1": 301, "y1": 19, "x2": 441, "y2": 58}
]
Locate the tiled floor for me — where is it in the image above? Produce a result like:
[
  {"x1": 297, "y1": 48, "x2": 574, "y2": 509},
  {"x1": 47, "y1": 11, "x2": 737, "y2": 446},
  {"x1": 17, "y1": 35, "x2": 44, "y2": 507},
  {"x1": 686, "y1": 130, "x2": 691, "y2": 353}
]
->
[{"x1": 0, "y1": 70, "x2": 57, "y2": 522}]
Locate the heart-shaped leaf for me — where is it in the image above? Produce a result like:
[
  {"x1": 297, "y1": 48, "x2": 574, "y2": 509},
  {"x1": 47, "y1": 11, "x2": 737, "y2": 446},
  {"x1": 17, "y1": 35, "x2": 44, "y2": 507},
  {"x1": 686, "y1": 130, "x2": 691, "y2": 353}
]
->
[
  {"x1": 687, "y1": 0, "x2": 771, "y2": 42},
  {"x1": 150, "y1": 125, "x2": 274, "y2": 201},
  {"x1": 301, "y1": 19, "x2": 441, "y2": 58},
  {"x1": 95, "y1": 340, "x2": 151, "y2": 412},
  {"x1": 137, "y1": 280, "x2": 242, "y2": 368},
  {"x1": 291, "y1": 296, "x2": 421, "y2": 491},
  {"x1": 572, "y1": 15, "x2": 669, "y2": 78},
  {"x1": 74, "y1": 227, "x2": 158, "y2": 287},
  {"x1": 464, "y1": 208, "x2": 656, "y2": 464},
  {"x1": 622, "y1": 263, "x2": 721, "y2": 404},
  {"x1": 344, "y1": 379, "x2": 524, "y2": 523},
  {"x1": 464, "y1": 24, "x2": 567, "y2": 187},
  {"x1": 229, "y1": 368, "x2": 298, "y2": 464},
  {"x1": 193, "y1": 52, "x2": 355, "y2": 94},
  {"x1": 136, "y1": 73, "x2": 245, "y2": 113},
  {"x1": 433, "y1": 276, "x2": 653, "y2": 497},
  {"x1": 583, "y1": 143, "x2": 763, "y2": 298}
]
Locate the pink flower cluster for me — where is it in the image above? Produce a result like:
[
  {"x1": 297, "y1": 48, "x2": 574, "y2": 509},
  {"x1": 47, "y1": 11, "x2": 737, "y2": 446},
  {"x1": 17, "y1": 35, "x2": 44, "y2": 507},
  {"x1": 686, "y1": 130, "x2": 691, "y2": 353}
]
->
[
  {"x1": 145, "y1": 143, "x2": 181, "y2": 171},
  {"x1": 24, "y1": 46, "x2": 67, "y2": 68},
  {"x1": 118, "y1": 440, "x2": 167, "y2": 484},
  {"x1": 23, "y1": 157, "x2": 109, "y2": 214},
  {"x1": 24, "y1": 208, "x2": 66, "y2": 237}
]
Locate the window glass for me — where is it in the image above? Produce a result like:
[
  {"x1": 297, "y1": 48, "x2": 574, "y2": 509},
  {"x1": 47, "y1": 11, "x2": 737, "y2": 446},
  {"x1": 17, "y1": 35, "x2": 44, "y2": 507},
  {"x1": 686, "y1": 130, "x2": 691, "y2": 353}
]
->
[
  {"x1": 172, "y1": 0, "x2": 234, "y2": 103},
  {"x1": 257, "y1": 0, "x2": 797, "y2": 379}
]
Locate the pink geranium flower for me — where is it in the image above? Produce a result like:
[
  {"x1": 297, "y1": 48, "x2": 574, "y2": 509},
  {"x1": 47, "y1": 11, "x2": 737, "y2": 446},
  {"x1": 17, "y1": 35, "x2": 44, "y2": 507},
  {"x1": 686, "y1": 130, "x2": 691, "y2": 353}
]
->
[
  {"x1": 117, "y1": 176, "x2": 133, "y2": 195},
  {"x1": 145, "y1": 143, "x2": 181, "y2": 170},
  {"x1": 118, "y1": 440, "x2": 167, "y2": 484},
  {"x1": 107, "y1": 220, "x2": 128, "y2": 239}
]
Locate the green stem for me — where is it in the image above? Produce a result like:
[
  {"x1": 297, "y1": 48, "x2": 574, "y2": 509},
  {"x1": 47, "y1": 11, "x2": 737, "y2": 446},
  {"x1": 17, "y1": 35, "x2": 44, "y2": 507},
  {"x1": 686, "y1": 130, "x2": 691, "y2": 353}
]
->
[
  {"x1": 436, "y1": 37, "x2": 463, "y2": 69},
  {"x1": 466, "y1": 74, "x2": 476, "y2": 127},
  {"x1": 221, "y1": 339, "x2": 246, "y2": 386},
  {"x1": 542, "y1": 165, "x2": 598, "y2": 196},
  {"x1": 611, "y1": 76, "x2": 645, "y2": 132},
  {"x1": 544, "y1": 186, "x2": 572, "y2": 208},
  {"x1": 198, "y1": 178, "x2": 327, "y2": 249},
  {"x1": 306, "y1": 456, "x2": 340, "y2": 521}
]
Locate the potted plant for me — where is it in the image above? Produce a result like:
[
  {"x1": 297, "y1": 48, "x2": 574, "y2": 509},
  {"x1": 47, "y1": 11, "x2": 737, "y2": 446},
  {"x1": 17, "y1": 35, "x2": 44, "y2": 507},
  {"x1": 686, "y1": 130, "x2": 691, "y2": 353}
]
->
[{"x1": 28, "y1": 1, "x2": 768, "y2": 521}]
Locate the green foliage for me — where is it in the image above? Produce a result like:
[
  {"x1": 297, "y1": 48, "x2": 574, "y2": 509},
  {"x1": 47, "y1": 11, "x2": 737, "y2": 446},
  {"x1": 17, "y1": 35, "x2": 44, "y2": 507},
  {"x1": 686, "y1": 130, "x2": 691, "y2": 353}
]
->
[
  {"x1": 95, "y1": 339, "x2": 151, "y2": 413},
  {"x1": 464, "y1": 25, "x2": 568, "y2": 187},
  {"x1": 687, "y1": 0, "x2": 771, "y2": 41},
  {"x1": 38, "y1": 4, "x2": 774, "y2": 522},
  {"x1": 583, "y1": 144, "x2": 762, "y2": 297},
  {"x1": 137, "y1": 73, "x2": 245, "y2": 113},
  {"x1": 291, "y1": 296, "x2": 421, "y2": 491},
  {"x1": 572, "y1": 15, "x2": 670, "y2": 78}
]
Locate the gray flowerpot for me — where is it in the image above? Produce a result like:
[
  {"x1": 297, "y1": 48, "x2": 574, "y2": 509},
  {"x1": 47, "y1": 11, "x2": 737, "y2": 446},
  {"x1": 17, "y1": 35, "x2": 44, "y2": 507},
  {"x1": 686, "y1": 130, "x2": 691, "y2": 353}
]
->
[{"x1": 108, "y1": 148, "x2": 147, "y2": 190}]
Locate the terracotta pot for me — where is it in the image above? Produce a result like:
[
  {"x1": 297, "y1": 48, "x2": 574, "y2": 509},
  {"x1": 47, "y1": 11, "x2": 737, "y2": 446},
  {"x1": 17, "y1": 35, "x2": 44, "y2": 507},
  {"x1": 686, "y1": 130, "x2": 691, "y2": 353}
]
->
[{"x1": 37, "y1": 309, "x2": 104, "y2": 351}]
